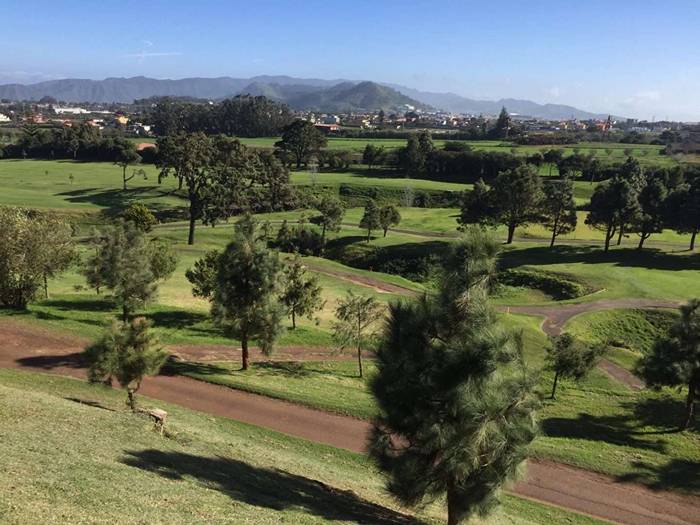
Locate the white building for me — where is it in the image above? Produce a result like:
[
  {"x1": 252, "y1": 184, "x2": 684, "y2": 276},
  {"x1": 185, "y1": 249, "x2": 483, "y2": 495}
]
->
[
  {"x1": 54, "y1": 107, "x2": 89, "y2": 115},
  {"x1": 0, "y1": 113, "x2": 10, "y2": 122}
]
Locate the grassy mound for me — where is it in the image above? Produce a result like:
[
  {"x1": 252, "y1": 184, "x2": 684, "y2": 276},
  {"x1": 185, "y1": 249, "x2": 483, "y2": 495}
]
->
[{"x1": 0, "y1": 369, "x2": 606, "y2": 524}]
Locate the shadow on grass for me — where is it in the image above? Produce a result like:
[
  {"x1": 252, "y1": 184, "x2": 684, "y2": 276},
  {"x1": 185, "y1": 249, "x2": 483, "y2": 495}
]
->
[
  {"x1": 41, "y1": 298, "x2": 116, "y2": 313},
  {"x1": 56, "y1": 186, "x2": 186, "y2": 217},
  {"x1": 16, "y1": 351, "x2": 84, "y2": 370},
  {"x1": 162, "y1": 359, "x2": 232, "y2": 377},
  {"x1": 541, "y1": 395, "x2": 698, "y2": 454},
  {"x1": 64, "y1": 397, "x2": 115, "y2": 411},
  {"x1": 500, "y1": 244, "x2": 700, "y2": 272},
  {"x1": 121, "y1": 449, "x2": 421, "y2": 524},
  {"x1": 148, "y1": 310, "x2": 210, "y2": 331},
  {"x1": 616, "y1": 459, "x2": 700, "y2": 492}
]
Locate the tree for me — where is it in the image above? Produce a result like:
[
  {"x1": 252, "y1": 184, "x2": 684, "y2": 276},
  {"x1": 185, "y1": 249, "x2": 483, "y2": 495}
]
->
[
  {"x1": 458, "y1": 179, "x2": 493, "y2": 227},
  {"x1": 368, "y1": 231, "x2": 538, "y2": 525},
  {"x1": 490, "y1": 165, "x2": 542, "y2": 243},
  {"x1": 542, "y1": 149, "x2": 564, "y2": 177},
  {"x1": 362, "y1": 144, "x2": 385, "y2": 171},
  {"x1": 85, "y1": 222, "x2": 174, "y2": 321},
  {"x1": 0, "y1": 207, "x2": 76, "y2": 309},
  {"x1": 379, "y1": 204, "x2": 401, "y2": 237},
  {"x1": 333, "y1": 291, "x2": 382, "y2": 378},
  {"x1": 540, "y1": 178, "x2": 577, "y2": 248},
  {"x1": 397, "y1": 131, "x2": 434, "y2": 176},
  {"x1": 632, "y1": 175, "x2": 668, "y2": 249},
  {"x1": 491, "y1": 106, "x2": 511, "y2": 139},
  {"x1": 310, "y1": 195, "x2": 344, "y2": 248},
  {"x1": 84, "y1": 317, "x2": 168, "y2": 410},
  {"x1": 148, "y1": 240, "x2": 178, "y2": 281},
  {"x1": 666, "y1": 173, "x2": 700, "y2": 250},
  {"x1": 359, "y1": 199, "x2": 381, "y2": 242},
  {"x1": 280, "y1": 255, "x2": 324, "y2": 329},
  {"x1": 211, "y1": 216, "x2": 284, "y2": 370},
  {"x1": 185, "y1": 250, "x2": 220, "y2": 299},
  {"x1": 275, "y1": 119, "x2": 327, "y2": 169},
  {"x1": 586, "y1": 177, "x2": 639, "y2": 251},
  {"x1": 112, "y1": 140, "x2": 142, "y2": 190},
  {"x1": 545, "y1": 333, "x2": 603, "y2": 399},
  {"x1": 157, "y1": 132, "x2": 214, "y2": 244},
  {"x1": 121, "y1": 203, "x2": 157, "y2": 232},
  {"x1": 640, "y1": 299, "x2": 700, "y2": 430}
]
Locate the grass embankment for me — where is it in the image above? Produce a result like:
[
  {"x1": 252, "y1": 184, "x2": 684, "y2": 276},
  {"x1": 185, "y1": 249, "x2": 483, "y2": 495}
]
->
[
  {"x1": 0, "y1": 368, "x2": 606, "y2": 525},
  {"x1": 565, "y1": 308, "x2": 679, "y2": 371}
]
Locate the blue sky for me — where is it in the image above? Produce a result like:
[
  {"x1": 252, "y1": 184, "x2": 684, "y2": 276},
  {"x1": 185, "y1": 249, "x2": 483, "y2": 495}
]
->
[{"x1": 2, "y1": 0, "x2": 699, "y2": 120}]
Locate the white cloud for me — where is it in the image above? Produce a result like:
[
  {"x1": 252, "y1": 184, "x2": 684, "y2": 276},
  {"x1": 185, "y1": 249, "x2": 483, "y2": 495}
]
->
[{"x1": 546, "y1": 85, "x2": 561, "y2": 98}]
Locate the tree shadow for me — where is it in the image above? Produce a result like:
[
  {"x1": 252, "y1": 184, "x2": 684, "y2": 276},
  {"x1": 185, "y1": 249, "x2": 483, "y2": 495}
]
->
[
  {"x1": 628, "y1": 396, "x2": 699, "y2": 434},
  {"x1": 56, "y1": 186, "x2": 185, "y2": 217},
  {"x1": 64, "y1": 397, "x2": 115, "y2": 411},
  {"x1": 16, "y1": 352, "x2": 84, "y2": 370},
  {"x1": 121, "y1": 449, "x2": 421, "y2": 524},
  {"x1": 161, "y1": 359, "x2": 231, "y2": 377},
  {"x1": 148, "y1": 310, "x2": 209, "y2": 331},
  {"x1": 616, "y1": 459, "x2": 700, "y2": 492},
  {"x1": 500, "y1": 244, "x2": 700, "y2": 272},
  {"x1": 41, "y1": 298, "x2": 116, "y2": 313}
]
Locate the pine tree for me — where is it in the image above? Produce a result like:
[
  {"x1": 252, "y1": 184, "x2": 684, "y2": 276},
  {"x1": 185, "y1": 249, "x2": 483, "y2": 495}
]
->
[
  {"x1": 490, "y1": 165, "x2": 542, "y2": 243},
  {"x1": 84, "y1": 317, "x2": 168, "y2": 410},
  {"x1": 640, "y1": 299, "x2": 700, "y2": 430},
  {"x1": 368, "y1": 229, "x2": 539, "y2": 525},
  {"x1": 379, "y1": 204, "x2": 401, "y2": 237},
  {"x1": 332, "y1": 291, "x2": 382, "y2": 378},
  {"x1": 359, "y1": 199, "x2": 381, "y2": 242},
  {"x1": 540, "y1": 177, "x2": 577, "y2": 248},
  {"x1": 545, "y1": 333, "x2": 603, "y2": 399},
  {"x1": 84, "y1": 222, "x2": 175, "y2": 321},
  {"x1": 280, "y1": 255, "x2": 324, "y2": 329},
  {"x1": 212, "y1": 216, "x2": 284, "y2": 370},
  {"x1": 311, "y1": 195, "x2": 344, "y2": 248}
]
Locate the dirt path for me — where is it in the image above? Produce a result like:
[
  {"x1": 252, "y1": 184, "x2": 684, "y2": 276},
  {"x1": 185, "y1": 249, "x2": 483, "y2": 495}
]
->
[
  {"x1": 504, "y1": 298, "x2": 680, "y2": 390},
  {"x1": 1, "y1": 319, "x2": 698, "y2": 525}
]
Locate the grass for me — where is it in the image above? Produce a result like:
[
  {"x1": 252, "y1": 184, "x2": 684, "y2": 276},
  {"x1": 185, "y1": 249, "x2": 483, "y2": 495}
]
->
[
  {"x1": 565, "y1": 308, "x2": 679, "y2": 371},
  {"x1": 0, "y1": 368, "x2": 607, "y2": 525}
]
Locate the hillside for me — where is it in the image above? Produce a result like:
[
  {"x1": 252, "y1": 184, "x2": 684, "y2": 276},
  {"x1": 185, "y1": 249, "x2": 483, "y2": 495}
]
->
[
  {"x1": 0, "y1": 75, "x2": 611, "y2": 118},
  {"x1": 0, "y1": 368, "x2": 605, "y2": 525}
]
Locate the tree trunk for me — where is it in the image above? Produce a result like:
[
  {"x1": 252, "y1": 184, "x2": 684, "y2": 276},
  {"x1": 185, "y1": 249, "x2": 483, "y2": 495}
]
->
[
  {"x1": 357, "y1": 344, "x2": 363, "y2": 379},
  {"x1": 446, "y1": 486, "x2": 460, "y2": 525},
  {"x1": 383, "y1": 227, "x2": 388, "y2": 237},
  {"x1": 188, "y1": 214, "x2": 196, "y2": 245},
  {"x1": 366, "y1": 228, "x2": 371, "y2": 243},
  {"x1": 690, "y1": 229, "x2": 697, "y2": 251},
  {"x1": 550, "y1": 371, "x2": 559, "y2": 399},
  {"x1": 43, "y1": 274, "x2": 49, "y2": 299},
  {"x1": 127, "y1": 389, "x2": 136, "y2": 411},
  {"x1": 122, "y1": 304, "x2": 129, "y2": 323},
  {"x1": 241, "y1": 337, "x2": 249, "y2": 371},
  {"x1": 617, "y1": 223, "x2": 624, "y2": 246},
  {"x1": 549, "y1": 226, "x2": 557, "y2": 249},
  {"x1": 604, "y1": 224, "x2": 614, "y2": 252},
  {"x1": 506, "y1": 222, "x2": 516, "y2": 244},
  {"x1": 291, "y1": 310, "x2": 296, "y2": 329},
  {"x1": 682, "y1": 380, "x2": 695, "y2": 430},
  {"x1": 123, "y1": 166, "x2": 127, "y2": 190},
  {"x1": 178, "y1": 175, "x2": 183, "y2": 190},
  {"x1": 637, "y1": 233, "x2": 649, "y2": 250}
]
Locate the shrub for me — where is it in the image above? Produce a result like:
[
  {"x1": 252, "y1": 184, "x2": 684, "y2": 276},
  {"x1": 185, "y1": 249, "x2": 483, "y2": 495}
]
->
[{"x1": 499, "y1": 268, "x2": 590, "y2": 300}]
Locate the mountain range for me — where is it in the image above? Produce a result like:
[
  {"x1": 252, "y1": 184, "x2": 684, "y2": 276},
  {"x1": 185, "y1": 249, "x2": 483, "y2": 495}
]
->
[{"x1": 0, "y1": 75, "x2": 610, "y2": 120}]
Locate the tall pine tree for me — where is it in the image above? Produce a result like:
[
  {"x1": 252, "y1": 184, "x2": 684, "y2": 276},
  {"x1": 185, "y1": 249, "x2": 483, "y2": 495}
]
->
[{"x1": 369, "y1": 228, "x2": 539, "y2": 525}]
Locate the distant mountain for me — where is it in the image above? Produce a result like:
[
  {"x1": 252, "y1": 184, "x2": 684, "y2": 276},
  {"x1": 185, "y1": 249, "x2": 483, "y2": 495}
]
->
[
  {"x1": 236, "y1": 81, "x2": 428, "y2": 112},
  {"x1": 0, "y1": 75, "x2": 611, "y2": 119},
  {"x1": 390, "y1": 85, "x2": 610, "y2": 120}
]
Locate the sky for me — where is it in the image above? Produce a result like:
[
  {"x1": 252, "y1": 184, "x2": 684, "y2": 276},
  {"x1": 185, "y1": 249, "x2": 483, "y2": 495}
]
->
[{"x1": 2, "y1": 0, "x2": 699, "y2": 120}]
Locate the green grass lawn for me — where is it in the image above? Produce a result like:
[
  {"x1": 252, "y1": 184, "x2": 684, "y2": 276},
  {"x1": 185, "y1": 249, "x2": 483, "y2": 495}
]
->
[{"x1": 0, "y1": 368, "x2": 609, "y2": 525}]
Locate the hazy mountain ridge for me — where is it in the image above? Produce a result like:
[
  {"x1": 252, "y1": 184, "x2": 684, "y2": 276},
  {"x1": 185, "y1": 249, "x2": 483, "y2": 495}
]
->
[{"x1": 0, "y1": 75, "x2": 609, "y2": 119}]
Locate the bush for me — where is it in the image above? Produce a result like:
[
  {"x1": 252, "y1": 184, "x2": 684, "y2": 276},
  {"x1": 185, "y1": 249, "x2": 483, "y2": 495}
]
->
[
  {"x1": 338, "y1": 184, "x2": 459, "y2": 208},
  {"x1": 499, "y1": 268, "x2": 590, "y2": 300},
  {"x1": 274, "y1": 221, "x2": 324, "y2": 256}
]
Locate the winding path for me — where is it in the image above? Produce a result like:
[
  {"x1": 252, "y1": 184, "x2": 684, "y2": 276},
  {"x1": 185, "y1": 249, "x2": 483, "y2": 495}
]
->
[{"x1": 0, "y1": 319, "x2": 698, "y2": 525}]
